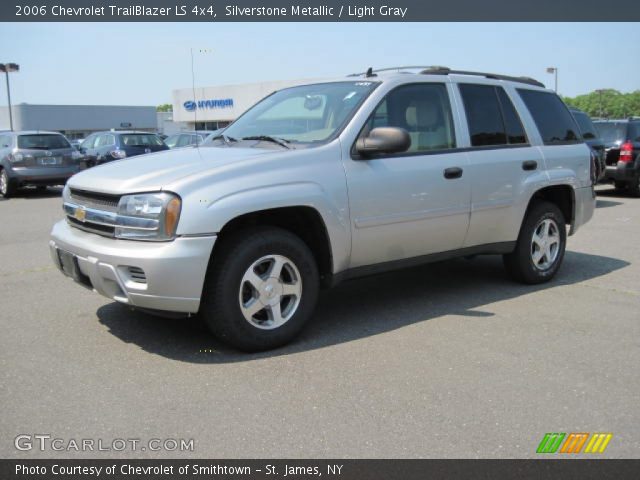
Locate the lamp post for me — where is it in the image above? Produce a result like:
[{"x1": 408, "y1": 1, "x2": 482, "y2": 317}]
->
[
  {"x1": 595, "y1": 89, "x2": 606, "y2": 118},
  {"x1": 0, "y1": 63, "x2": 20, "y2": 131},
  {"x1": 546, "y1": 67, "x2": 558, "y2": 93}
]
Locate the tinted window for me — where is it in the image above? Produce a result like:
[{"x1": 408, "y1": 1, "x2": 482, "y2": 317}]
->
[
  {"x1": 630, "y1": 123, "x2": 640, "y2": 142},
  {"x1": 120, "y1": 134, "x2": 164, "y2": 146},
  {"x1": 96, "y1": 134, "x2": 115, "y2": 147},
  {"x1": 177, "y1": 134, "x2": 194, "y2": 147},
  {"x1": 81, "y1": 135, "x2": 96, "y2": 149},
  {"x1": 365, "y1": 83, "x2": 456, "y2": 152},
  {"x1": 496, "y1": 88, "x2": 527, "y2": 144},
  {"x1": 17, "y1": 134, "x2": 70, "y2": 150},
  {"x1": 594, "y1": 122, "x2": 627, "y2": 143},
  {"x1": 460, "y1": 84, "x2": 507, "y2": 146},
  {"x1": 572, "y1": 111, "x2": 597, "y2": 140},
  {"x1": 517, "y1": 90, "x2": 580, "y2": 145}
]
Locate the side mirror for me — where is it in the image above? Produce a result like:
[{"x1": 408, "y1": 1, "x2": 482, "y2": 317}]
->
[{"x1": 356, "y1": 127, "x2": 411, "y2": 157}]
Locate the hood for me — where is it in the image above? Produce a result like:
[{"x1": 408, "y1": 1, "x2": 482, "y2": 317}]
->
[{"x1": 67, "y1": 146, "x2": 277, "y2": 194}]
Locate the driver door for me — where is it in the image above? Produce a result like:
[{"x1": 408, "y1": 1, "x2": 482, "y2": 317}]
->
[{"x1": 343, "y1": 83, "x2": 471, "y2": 269}]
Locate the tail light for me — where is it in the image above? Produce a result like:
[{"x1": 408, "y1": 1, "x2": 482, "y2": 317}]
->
[{"x1": 619, "y1": 141, "x2": 634, "y2": 163}]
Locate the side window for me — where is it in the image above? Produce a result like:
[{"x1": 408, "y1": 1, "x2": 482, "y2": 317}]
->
[
  {"x1": 496, "y1": 88, "x2": 527, "y2": 144},
  {"x1": 177, "y1": 134, "x2": 192, "y2": 147},
  {"x1": 630, "y1": 123, "x2": 640, "y2": 142},
  {"x1": 164, "y1": 135, "x2": 179, "y2": 148},
  {"x1": 459, "y1": 84, "x2": 527, "y2": 147},
  {"x1": 96, "y1": 135, "x2": 109, "y2": 148},
  {"x1": 104, "y1": 134, "x2": 115, "y2": 146},
  {"x1": 365, "y1": 83, "x2": 456, "y2": 152},
  {"x1": 517, "y1": 89, "x2": 580, "y2": 145}
]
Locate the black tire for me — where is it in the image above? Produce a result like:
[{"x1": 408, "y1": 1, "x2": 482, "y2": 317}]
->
[
  {"x1": 0, "y1": 168, "x2": 15, "y2": 199},
  {"x1": 614, "y1": 181, "x2": 627, "y2": 191},
  {"x1": 503, "y1": 201, "x2": 567, "y2": 284},
  {"x1": 199, "y1": 226, "x2": 319, "y2": 352},
  {"x1": 627, "y1": 176, "x2": 640, "y2": 198},
  {"x1": 36, "y1": 185, "x2": 48, "y2": 192}
]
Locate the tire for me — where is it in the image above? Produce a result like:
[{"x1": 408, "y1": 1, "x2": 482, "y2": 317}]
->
[
  {"x1": 614, "y1": 181, "x2": 626, "y2": 191},
  {"x1": 503, "y1": 201, "x2": 567, "y2": 284},
  {"x1": 199, "y1": 226, "x2": 319, "y2": 352},
  {"x1": 0, "y1": 168, "x2": 15, "y2": 199},
  {"x1": 627, "y1": 176, "x2": 640, "y2": 198}
]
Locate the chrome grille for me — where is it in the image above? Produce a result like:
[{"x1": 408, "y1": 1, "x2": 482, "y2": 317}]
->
[{"x1": 69, "y1": 188, "x2": 121, "y2": 212}]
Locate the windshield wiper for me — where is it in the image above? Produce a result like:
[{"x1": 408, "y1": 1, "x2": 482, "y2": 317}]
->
[
  {"x1": 241, "y1": 135, "x2": 291, "y2": 149},
  {"x1": 210, "y1": 134, "x2": 238, "y2": 146}
]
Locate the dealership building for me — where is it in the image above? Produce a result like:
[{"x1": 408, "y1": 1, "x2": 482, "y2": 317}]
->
[
  {"x1": 0, "y1": 104, "x2": 158, "y2": 139},
  {"x1": 171, "y1": 78, "x2": 322, "y2": 130}
]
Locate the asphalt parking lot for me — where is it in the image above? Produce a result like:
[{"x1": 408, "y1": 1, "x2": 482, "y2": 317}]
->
[{"x1": 1, "y1": 185, "x2": 639, "y2": 459}]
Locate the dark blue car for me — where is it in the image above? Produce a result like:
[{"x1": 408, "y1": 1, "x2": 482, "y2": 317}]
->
[{"x1": 79, "y1": 131, "x2": 168, "y2": 168}]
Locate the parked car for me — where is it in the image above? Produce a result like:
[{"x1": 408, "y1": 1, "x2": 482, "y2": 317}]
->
[
  {"x1": 570, "y1": 108, "x2": 605, "y2": 181},
  {"x1": 70, "y1": 139, "x2": 85, "y2": 150},
  {"x1": 0, "y1": 131, "x2": 82, "y2": 198},
  {"x1": 50, "y1": 67, "x2": 595, "y2": 351},
  {"x1": 79, "y1": 131, "x2": 168, "y2": 168},
  {"x1": 593, "y1": 118, "x2": 640, "y2": 196},
  {"x1": 164, "y1": 131, "x2": 217, "y2": 149}
]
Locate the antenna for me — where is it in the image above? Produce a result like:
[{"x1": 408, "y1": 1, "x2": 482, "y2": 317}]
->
[{"x1": 190, "y1": 47, "x2": 197, "y2": 139}]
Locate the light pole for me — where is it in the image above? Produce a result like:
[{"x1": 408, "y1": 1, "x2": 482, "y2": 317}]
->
[
  {"x1": 0, "y1": 63, "x2": 19, "y2": 131},
  {"x1": 595, "y1": 89, "x2": 606, "y2": 118},
  {"x1": 546, "y1": 67, "x2": 558, "y2": 93}
]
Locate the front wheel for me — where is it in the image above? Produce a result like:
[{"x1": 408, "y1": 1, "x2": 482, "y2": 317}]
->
[
  {"x1": 626, "y1": 175, "x2": 640, "y2": 198},
  {"x1": 503, "y1": 201, "x2": 567, "y2": 284},
  {"x1": 199, "y1": 227, "x2": 319, "y2": 352}
]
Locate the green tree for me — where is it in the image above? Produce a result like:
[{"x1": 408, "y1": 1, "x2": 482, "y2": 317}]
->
[
  {"x1": 156, "y1": 104, "x2": 173, "y2": 112},
  {"x1": 563, "y1": 90, "x2": 640, "y2": 118}
]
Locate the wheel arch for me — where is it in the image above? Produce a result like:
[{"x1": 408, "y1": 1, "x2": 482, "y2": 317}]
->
[{"x1": 525, "y1": 184, "x2": 576, "y2": 234}]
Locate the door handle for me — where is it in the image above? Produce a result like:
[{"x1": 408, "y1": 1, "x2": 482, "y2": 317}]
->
[
  {"x1": 444, "y1": 167, "x2": 463, "y2": 179},
  {"x1": 522, "y1": 160, "x2": 538, "y2": 171}
]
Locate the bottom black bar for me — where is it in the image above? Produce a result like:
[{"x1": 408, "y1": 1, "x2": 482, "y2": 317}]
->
[{"x1": 1, "y1": 459, "x2": 639, "y2": 480}]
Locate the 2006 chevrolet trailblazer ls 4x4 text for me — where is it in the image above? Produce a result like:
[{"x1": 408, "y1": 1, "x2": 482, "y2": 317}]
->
[{"x1": 50, "y1": 67, "x2": 596, "y2": 351}]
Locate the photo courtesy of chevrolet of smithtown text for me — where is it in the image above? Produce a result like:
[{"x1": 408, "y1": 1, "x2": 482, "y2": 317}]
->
[{"x1": 1, "y1": 0, "x2": 639, "y2": 479}]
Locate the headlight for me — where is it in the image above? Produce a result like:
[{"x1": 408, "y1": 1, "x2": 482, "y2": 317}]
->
[
  {"x1": 71, "y1": 150, "x2": 83, "y2": 160},
  {"x1": 115, "y1": 192, "x2": 181, "y2": 241}
]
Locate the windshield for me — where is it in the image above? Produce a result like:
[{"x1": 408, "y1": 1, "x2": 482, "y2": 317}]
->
[
  {"x1": 221, "y1": 81, "x2": 378, "y2": 144},
  {"x1": 572, "y1": 112, "x2": 597, "y2": 139},
  {"x1": 594, "y1": 122, "x2": 627, "y2": 143},
  {"x1": 18, "y1": 134, "x2": 70, "y2": 150},
  {"x1": 120, "y1": 134, "x2": 164, "y2": 147}
]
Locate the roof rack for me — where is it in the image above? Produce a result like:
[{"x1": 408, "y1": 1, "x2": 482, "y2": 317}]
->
[
  {"x1": 420, "y1": 66, "x2": 545, "y2": 88},
  {"x1": 348, "y1": 66, "x2": 545, "y2": 88}
]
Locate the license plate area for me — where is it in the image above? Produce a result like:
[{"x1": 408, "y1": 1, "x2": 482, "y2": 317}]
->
[
  {"x1": 40, "y1": 157, "x2": 61, "y2": 166},
  {"x1": 57, "y1": 249, "x2": 92, "y2": 289}
]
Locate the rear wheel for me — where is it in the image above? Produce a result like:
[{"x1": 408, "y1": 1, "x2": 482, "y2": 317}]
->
[
  {"x1": 0, "y1": 168, "x2": 15, "y2": 199},
  {"x1": 614, "y1": 181, "x2": 627, "y2": 191},
  {"x1": 503, "y1": 201, "x2": 567, "y2": 284},
  {"x1": 627, "y1": 175, "x2": 640, "y2": 198},
  {"x1": 199, "y1": 227, "x2": 319, "y2": 352}
]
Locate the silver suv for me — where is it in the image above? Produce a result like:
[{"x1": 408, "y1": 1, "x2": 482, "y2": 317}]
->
[{"x1": 49, "y1": 67, "x2": 596, "y2": 351}]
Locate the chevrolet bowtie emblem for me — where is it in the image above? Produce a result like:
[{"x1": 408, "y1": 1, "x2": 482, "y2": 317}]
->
[{"x1": 74, "y1": 206, "x2": 87, "y2": 222}]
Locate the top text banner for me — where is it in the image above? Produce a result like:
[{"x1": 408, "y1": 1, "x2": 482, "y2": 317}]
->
[{"x1": 4, "y1": 0, "x2": 640, "y2": 22}]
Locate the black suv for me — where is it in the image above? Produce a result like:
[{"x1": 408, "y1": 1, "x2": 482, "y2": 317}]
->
[
  {"x1": 79, "y1": 131, "x2": 168, "y2": 169},
  {"x1": 593, "y1": 118, "x2": 640, "y2": 196},
  {"x1": 570, "y1": 108, "x2": 605, "y2": 181}
]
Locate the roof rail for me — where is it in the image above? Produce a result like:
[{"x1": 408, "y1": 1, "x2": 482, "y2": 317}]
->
[
  {"x1": 347, "y1": 66, "x2": 446, "y2": 77},
  {"x1": 420, "y1": 66, "x2": 545, "y2": 88}
]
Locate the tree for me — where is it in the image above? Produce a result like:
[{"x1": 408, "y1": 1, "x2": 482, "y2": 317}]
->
[
  {"x1": 562, "y1": 90, "x2": 640, "y2": 118},
  {"x1": 156, "y1": 104, "x2": 173, "y2": 112}
]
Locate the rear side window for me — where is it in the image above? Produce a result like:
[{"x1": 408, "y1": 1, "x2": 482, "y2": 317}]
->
[
  {"x1": 120, "y1": 134, "x2": 163, "y2": 146},
  {"x1": 572, "y1": 111, "x2": 597, "y2": 140},
  {"x1": 365, "y1": 83, "x2": 456, "y2": 152},
  {"x1": 17, "y1": 134, "x2": 70, "y2": 150},
  {"x1": 459, "y1": 84, "x2": 527, "y2": 147},
  {"x1": 517, "y1": 89, "x2": 580, "y2": 145},
  {"x1": 629, "y1": 123, "x2": 640, "y2": 141}
]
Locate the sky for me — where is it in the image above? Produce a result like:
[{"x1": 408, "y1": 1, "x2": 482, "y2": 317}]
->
[{"x1": 1, "y1": 22, "x2": 639, "y2": 106}]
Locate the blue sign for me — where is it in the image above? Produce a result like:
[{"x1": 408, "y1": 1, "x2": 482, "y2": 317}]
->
[{"x1": 183, "y1": 98, "x2": 233, "y2": 111}]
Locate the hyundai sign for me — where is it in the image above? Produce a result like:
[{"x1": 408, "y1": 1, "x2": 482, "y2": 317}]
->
[{"x1": 183, "y1": 98, "x2": 234, "y2": 111}]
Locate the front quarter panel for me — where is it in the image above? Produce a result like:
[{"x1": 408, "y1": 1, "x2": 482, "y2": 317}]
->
[{"x1": 170, "y1": 142, "x2": 351, "y2": 274}]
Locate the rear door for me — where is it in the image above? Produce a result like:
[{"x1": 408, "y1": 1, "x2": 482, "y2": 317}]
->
[{"x1": 456, "y1": 83, "x2": 545, "y2": 247}]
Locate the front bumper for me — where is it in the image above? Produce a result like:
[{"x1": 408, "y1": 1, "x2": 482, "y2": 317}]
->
[
  {"x1": 49, "y1": 220, "x2": 216, "y2": 313},
  {"x1": 9, "y1": 165, "x2": 79, "y2": 186}
]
